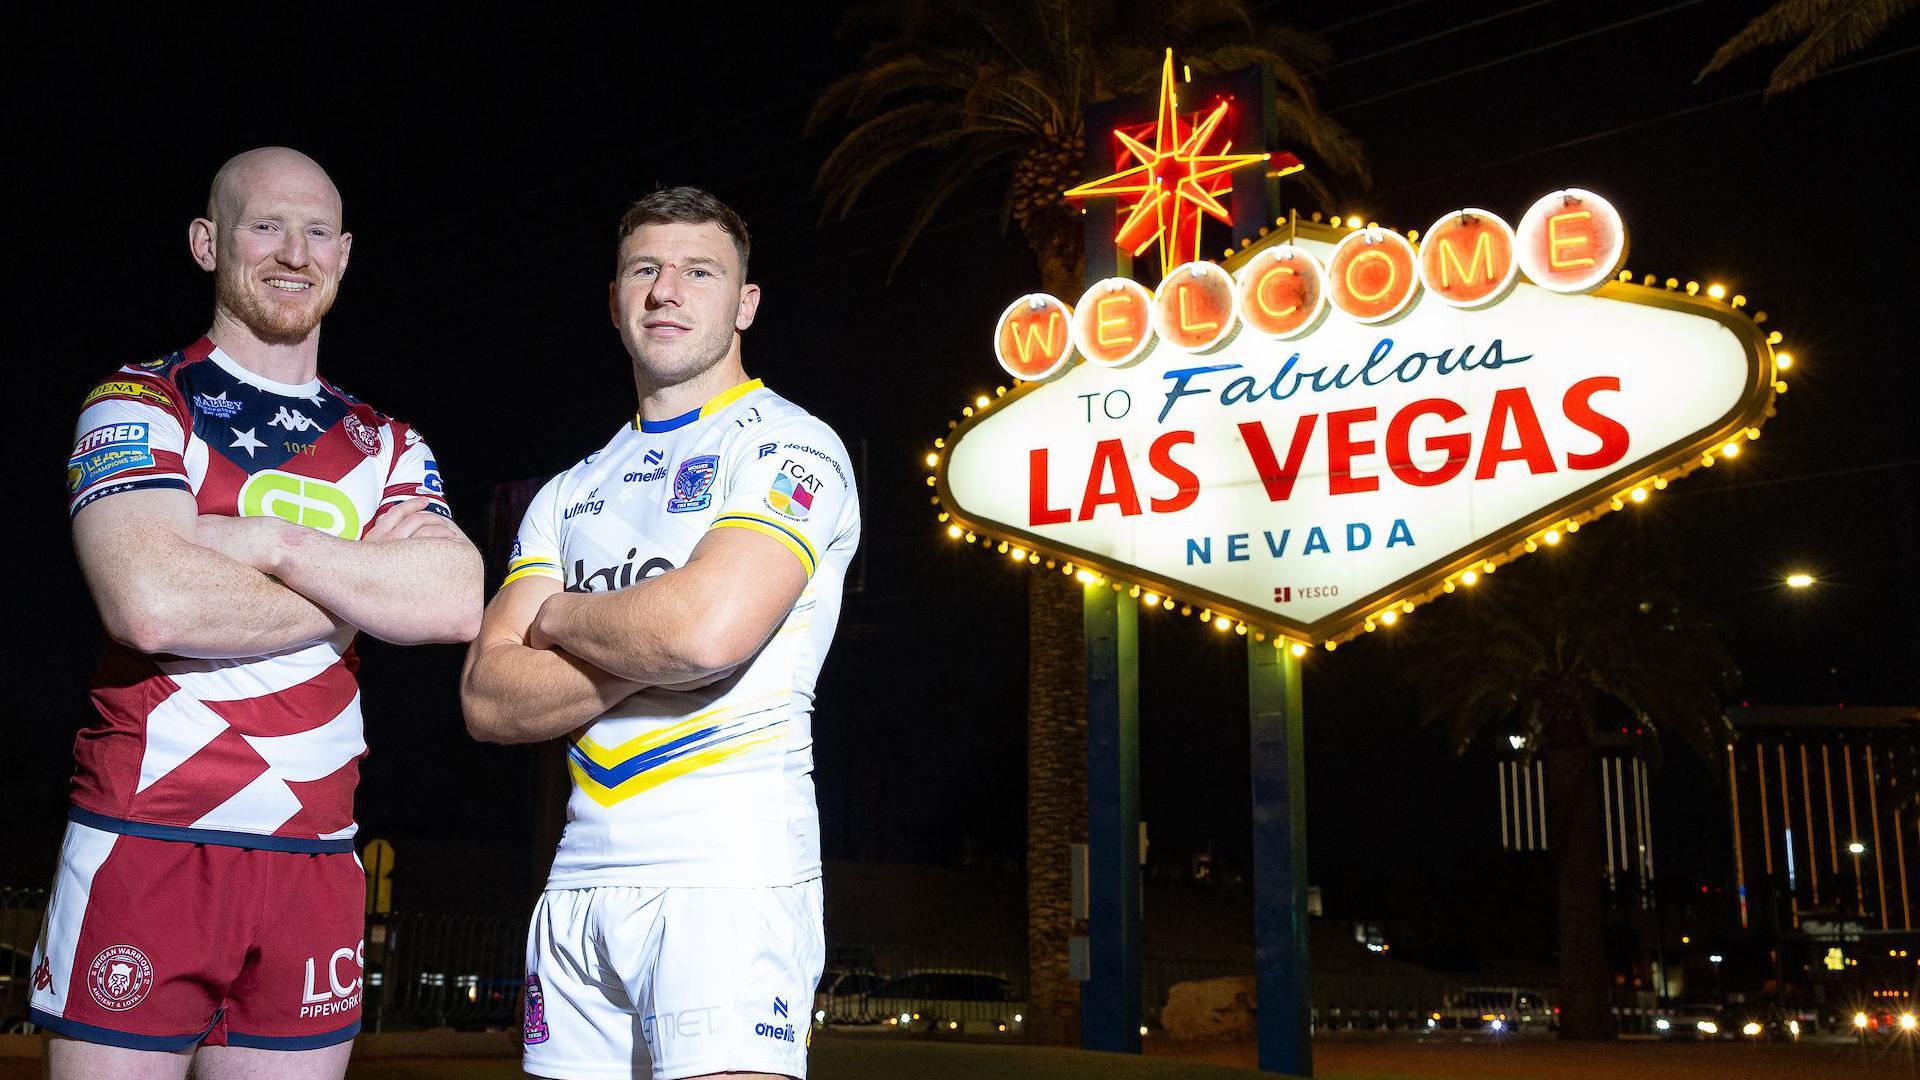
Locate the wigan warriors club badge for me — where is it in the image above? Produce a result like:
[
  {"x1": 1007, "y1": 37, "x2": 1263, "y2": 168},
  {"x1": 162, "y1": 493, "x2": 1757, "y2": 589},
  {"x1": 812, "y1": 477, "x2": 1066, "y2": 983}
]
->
[
  {"x1": 87, "y1": 944, "x2": 154, "y2": 1011},
  {"x1": 342, "y1": 412, "x2": 382, "y2": 457}
]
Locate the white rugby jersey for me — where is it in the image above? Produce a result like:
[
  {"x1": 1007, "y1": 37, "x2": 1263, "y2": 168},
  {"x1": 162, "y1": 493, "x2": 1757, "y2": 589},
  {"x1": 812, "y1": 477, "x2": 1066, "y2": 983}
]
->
[{"x1": 507, "y1": 379, "x2": 860, "y2": 888}]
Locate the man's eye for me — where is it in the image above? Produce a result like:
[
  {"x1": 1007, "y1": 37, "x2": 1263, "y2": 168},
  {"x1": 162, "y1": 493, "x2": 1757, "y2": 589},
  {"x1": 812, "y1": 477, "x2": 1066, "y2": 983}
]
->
[
  {"x1": 688, "y1": 268, "x2": 710, "y2": 279},
  {"x1": 308, "y1": 228, "x2": 333, "y2": 240},
  {"x1": 633, "y1": 266, "x2": 657, "y2": 278},
  {"x1": 251, "y1": 222, "x2": 277, "y2": 233}
]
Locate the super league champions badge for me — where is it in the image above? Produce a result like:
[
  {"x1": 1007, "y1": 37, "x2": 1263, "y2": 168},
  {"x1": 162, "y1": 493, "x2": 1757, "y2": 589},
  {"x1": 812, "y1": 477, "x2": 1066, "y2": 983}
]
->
[{"x1": 87, "y1": 944, "x2": 154, "y2": 1011}]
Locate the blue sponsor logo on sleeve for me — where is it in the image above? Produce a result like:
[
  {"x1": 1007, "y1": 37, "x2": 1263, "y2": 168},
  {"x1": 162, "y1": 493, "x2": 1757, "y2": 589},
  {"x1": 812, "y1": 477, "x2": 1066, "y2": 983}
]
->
[
  {"x1": 67, "y1": 423, "x2": 154, "y2": 492},
  {"x1": 421, "y1": 458, "x2": 445, "y2": 495}
]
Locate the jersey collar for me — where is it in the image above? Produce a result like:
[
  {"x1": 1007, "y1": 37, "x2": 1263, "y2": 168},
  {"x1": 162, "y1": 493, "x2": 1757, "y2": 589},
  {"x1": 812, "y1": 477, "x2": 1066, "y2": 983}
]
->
[{"x1": 636, "y1": 378, "x2": 763, "y2": 434}]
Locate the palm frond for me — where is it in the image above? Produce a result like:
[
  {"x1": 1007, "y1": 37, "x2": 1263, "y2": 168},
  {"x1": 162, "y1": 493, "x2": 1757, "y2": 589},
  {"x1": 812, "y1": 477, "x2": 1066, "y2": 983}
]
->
[{"x1": 1698, "y1": 0, "x2": 1914, "y2": 94}]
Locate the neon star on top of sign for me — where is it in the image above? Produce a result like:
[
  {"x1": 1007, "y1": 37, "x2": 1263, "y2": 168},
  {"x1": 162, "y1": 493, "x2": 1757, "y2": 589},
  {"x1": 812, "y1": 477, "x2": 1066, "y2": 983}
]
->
[{"x1": 1064, "y1": 50, "x2": 1273, "y2": 277}]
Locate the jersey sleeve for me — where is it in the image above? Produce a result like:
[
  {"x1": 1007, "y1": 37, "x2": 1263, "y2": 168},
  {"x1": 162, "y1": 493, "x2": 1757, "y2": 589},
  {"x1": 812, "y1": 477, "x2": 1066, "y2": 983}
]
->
[
  {"x1": 502, "y1": 473, "x2": 566, "y2": 588},
  {"x1": 377, "y1": 421, "x2": 454, "y2": 523},
  {"x1": 708, "y1": 415, "x2": 856, "y2": 579},
  {"x1": 66, "y1": 373, "x2": 190, "y2": 517}
]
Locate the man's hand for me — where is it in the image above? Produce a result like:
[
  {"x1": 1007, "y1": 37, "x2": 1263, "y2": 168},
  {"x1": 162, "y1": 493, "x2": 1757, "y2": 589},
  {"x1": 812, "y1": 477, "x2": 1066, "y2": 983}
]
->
[
  {"x1": 366, "y1": 497, "x2": 461, "y2": 543},
  {"x1": 195, "y1": 513, "x2": 298, "y2": 575}
]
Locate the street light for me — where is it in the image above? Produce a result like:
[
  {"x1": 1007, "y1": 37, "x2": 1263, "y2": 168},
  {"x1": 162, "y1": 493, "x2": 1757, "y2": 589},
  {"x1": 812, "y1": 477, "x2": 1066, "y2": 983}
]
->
[
  {"x1": 1850, "y1": 842, "x2": 1868, "y2": 855},
  {"x1": 1709, "y1": 954, "x2": 1724, "y2": 964},
  {"x1": 1785, "y1": 572, "x2": 1815, "y2": 588}
]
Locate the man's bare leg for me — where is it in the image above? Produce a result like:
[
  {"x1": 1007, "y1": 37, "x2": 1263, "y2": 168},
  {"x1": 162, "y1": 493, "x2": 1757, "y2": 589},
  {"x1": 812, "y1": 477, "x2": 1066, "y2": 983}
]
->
[
  {"x1": 46, "y1": 1037, "x2": 190, "y2": 1080},
  {"x1": 189, "y1": 1042, "x2": 353, "y2": 1080}
]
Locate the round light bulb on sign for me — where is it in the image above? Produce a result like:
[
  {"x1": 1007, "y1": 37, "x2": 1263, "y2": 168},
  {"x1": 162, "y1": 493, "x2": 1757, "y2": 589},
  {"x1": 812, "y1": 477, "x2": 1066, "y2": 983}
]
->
[
  {"x1": 993, "y1": 293, "x2": 1076, "y2": 381},
  {"x1": 1235, "y1": 245, "x2": 1327, "y2": 339},
  {"x1": 1516, "y1": 188, "x2": 1626, "y2": 294},
  {"x1": 1072, "y1": 278, "x2": 1155, "y2": 368},
  {"x1": 1150, "y1": 261, "x2": 1238, "y2": 353},
  {"x1": 1419, "y1": 209, "x2": 1518, "y2": 309},
  {"x1": 1327, "y1": 227, "x2": 1420, "y2": 323}
]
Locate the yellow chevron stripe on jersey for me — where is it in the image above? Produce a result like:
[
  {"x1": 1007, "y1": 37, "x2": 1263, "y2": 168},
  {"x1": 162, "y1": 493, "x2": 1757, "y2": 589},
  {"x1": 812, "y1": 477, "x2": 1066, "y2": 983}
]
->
[
  {"x1": 711, "y1": 512, "x2": 818, "y2": 576},
  {"x1": 569, "y1": 729, "x2": 785, "y2": 807},
  {"x1": 570, "y1": 693, "x2": 788, "y2": 770},
  {"x1": 503, "y1": 556, "x2": 562, "y2": 586}
]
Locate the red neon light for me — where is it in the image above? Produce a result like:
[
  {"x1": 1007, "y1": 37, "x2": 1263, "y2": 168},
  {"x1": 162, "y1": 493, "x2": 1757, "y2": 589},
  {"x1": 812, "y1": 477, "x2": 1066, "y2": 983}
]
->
[{"x1": 1064, "y1": 50, "x2": 1268, "y2": 276}]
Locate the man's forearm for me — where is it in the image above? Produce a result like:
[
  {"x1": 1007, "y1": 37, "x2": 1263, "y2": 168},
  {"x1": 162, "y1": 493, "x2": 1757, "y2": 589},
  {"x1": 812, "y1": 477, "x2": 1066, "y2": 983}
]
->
[
  {"x1": 461, "y1": 639, "x2": 640, "y2": 744},
  {"x1": 88, "y1": 529, "x2": 341, "y2": 658},
  {"x1": 273, "y1": 529, "x2": 483, "y2": 644},
  {"x1": 536, "y1": 578, "x2": 720, "y2": 686}
]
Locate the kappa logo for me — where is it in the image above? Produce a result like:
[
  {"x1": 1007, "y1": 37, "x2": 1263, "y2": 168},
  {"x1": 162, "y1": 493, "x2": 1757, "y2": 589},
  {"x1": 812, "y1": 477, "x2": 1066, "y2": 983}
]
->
[
  {"x1": 194, "y1": 391, "x2": 244, "y2": 419},
  {"x1": 87, "y1": 944, "x2": 153, "y2": 1012},
  {"x1": 269, "y1": 406, "x2": 322, "y2": 433},
  {"x1": 523, "y1": 974, "x2": 551, "y2": 1045},
  {"x1": 666, "y1": 455, "x2": 719, "y2": 513},
  {"x1": 240, "y1": 471, "x2": 362, "y2": 539},
  {"x1": 32, "y1": 957, "x2": 51, "y2": 992}
]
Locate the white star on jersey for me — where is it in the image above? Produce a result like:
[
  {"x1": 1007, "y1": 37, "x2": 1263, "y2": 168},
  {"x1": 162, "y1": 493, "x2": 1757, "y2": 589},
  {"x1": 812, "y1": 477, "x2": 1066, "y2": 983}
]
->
[{"x1": 230, "y1": 427, "x2": 265, "y2": 457}]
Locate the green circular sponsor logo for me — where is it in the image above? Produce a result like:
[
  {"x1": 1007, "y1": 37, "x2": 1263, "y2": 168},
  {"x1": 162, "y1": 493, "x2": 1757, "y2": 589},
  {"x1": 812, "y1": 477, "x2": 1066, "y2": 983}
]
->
[{"x1": 240, "y1": 471, "x2": 362, "y2": 538}]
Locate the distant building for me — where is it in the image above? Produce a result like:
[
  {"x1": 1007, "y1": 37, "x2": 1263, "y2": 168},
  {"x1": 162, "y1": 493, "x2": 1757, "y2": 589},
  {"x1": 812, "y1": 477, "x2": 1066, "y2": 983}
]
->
[
  {"x1": 1727, "y1": 705, "x2": 1919, "y2": 932},
  {"x1": 1494, "y1": 729, "x2": 1658, "y2": 906}
]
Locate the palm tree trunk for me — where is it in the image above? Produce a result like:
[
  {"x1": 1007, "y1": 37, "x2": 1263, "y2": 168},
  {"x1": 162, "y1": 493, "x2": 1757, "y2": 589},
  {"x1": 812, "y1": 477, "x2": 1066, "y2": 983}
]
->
[
  {"x1": 1543, "y1": 729, "x2": 1615, "y2": 1040},
  {"x1": 1026, "y1": 570, "x2": 1087, "y2": 1044}
]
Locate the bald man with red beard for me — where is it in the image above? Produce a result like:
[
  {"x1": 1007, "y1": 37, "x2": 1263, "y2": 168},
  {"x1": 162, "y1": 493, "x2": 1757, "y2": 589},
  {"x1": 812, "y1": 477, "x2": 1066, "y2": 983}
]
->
[{"x1": 31, "y1": 147, "x2": 483, "y2": 1080}]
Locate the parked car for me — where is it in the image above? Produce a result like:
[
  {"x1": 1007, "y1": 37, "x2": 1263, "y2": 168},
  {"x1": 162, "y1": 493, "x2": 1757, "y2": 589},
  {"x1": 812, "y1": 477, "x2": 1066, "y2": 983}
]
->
[
  {"x1": 813, "y1": 968, "x2": 887, "y2": 1025},
  {"x1": 1654, "y1": 1003, "x2": 1725, "y2": 1041},
  {"x1": 866, "y1": 969, "x2": 1026, "y2": 1037},
  {"x1": 1438, "y1": 986, "x2": 1551, "y2": 1032}
]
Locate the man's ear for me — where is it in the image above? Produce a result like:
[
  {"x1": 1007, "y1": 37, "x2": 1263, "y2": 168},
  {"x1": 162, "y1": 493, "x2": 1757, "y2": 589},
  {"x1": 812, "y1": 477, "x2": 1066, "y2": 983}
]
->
[
  {"x1": 609, "y1": 279, "x2": 620, "y2": 328},
  {"x1": 735, "y1": 282, "x2": 761, "y2": 332},
  {"x1": 338, "y1": 231, "x2": 353, "y2": 279},
  {"x1": 188, "y1": 218, "x2": 218, "y2": 272}
]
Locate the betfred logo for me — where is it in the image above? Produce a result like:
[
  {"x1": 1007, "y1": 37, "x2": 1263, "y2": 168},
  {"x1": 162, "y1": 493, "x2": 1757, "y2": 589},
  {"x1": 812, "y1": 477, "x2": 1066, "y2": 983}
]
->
[
  {"x1": 299, "y1": 940, "x2": 364, "y2": 1020},
  {"x1": 87, "y1": 944, "x2": 153, "y2": 1012}
]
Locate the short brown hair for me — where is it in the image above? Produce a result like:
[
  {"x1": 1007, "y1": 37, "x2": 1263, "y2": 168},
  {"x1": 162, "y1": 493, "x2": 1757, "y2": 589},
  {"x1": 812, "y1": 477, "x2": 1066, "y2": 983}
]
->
[{"x1": 616, "y1": 187, "x2": 750, "y2": 276}]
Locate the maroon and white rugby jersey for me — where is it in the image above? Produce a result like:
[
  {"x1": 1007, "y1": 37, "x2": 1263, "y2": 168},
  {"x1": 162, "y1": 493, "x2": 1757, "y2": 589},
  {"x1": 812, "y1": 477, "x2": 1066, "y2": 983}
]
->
[{"x1": 64, "y1": 336, "x2": 451, "y2": 851}]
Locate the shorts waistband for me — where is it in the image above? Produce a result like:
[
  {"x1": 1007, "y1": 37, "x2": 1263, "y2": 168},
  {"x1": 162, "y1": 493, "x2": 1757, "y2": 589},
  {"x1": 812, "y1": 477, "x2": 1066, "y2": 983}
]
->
[{"x1": 69, "y1": 807, "x2": 357, "y2": 853}]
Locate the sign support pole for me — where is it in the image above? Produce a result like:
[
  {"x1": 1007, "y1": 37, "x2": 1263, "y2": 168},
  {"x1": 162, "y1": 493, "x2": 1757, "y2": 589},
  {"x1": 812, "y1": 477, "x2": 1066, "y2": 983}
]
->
[
  {"x1": 1249, "y1": 643, "x2": 1312, "y2": 1076},
  {"x1": 1083, "y1": 585, "x2": 1141, "y2": 1052}
]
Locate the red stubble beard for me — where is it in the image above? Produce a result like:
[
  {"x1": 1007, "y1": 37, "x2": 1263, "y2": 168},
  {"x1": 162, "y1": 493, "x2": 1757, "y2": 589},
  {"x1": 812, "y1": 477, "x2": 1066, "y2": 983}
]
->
[{"x1": 215, "y1": 267, "x2": 337, "y2": 346}]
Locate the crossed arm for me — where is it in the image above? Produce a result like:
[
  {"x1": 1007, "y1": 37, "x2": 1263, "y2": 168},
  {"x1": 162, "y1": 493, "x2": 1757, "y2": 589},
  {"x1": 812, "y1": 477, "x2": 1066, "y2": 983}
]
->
[
  {"x1": 73, "y1": 487, "x2": 483, "y2": 659},
  {"x1": 459, "y1": 527, "x2": 806, "y2": 744}
]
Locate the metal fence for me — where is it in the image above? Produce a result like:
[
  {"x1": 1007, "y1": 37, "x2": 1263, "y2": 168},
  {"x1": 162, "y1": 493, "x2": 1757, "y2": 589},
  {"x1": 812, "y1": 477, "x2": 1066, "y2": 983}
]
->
[
  {"x1": 362, "y1": 911, "x2": 525, "y2": 1032},
  {"x1": 0, "y1": 893, "x2": 1666, "y2": 1039}
]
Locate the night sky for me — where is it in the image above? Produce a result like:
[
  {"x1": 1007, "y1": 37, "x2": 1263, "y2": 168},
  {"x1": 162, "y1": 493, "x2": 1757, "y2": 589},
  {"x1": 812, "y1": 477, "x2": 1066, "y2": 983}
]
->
[{"x1": 5, "y1": 4, "x2": 1916, "y2": 962}]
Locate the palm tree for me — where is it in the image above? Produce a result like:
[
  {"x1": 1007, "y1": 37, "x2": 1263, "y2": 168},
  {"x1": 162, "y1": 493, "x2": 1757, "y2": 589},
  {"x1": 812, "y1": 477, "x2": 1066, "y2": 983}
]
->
[
  {"x1": 1404, "y1": 530, "x2": 1738, "y2": 1041},
  {"x1": 1699, "y1": 0, "x2": 1915, "y2": 95},
  {"x1": 806, "y1": 0, "x2": 1366, "y2": 1045}
]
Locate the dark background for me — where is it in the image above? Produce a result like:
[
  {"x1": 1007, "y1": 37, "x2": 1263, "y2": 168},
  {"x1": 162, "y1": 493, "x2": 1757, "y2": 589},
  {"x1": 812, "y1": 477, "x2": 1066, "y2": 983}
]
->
[{"x1": 4, "y1": 3, "x2": 1915, "y2": 971}]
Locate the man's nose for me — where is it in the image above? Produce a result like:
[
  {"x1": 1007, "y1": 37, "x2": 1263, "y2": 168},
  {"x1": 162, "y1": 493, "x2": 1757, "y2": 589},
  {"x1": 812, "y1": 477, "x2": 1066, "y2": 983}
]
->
[
  {"x1": 276, "y1": 229, "x2": 312, "y2": 269},
  {"x1": 647, "y1": 267, "x2": 683, "y2": 306}
]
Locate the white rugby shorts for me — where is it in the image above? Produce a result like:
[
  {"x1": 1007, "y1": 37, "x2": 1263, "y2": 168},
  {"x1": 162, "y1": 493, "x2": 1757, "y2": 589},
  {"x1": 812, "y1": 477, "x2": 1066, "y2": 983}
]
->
[{"x1": 522, "y1": 881, "x2": 823, "y2": 1080}]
